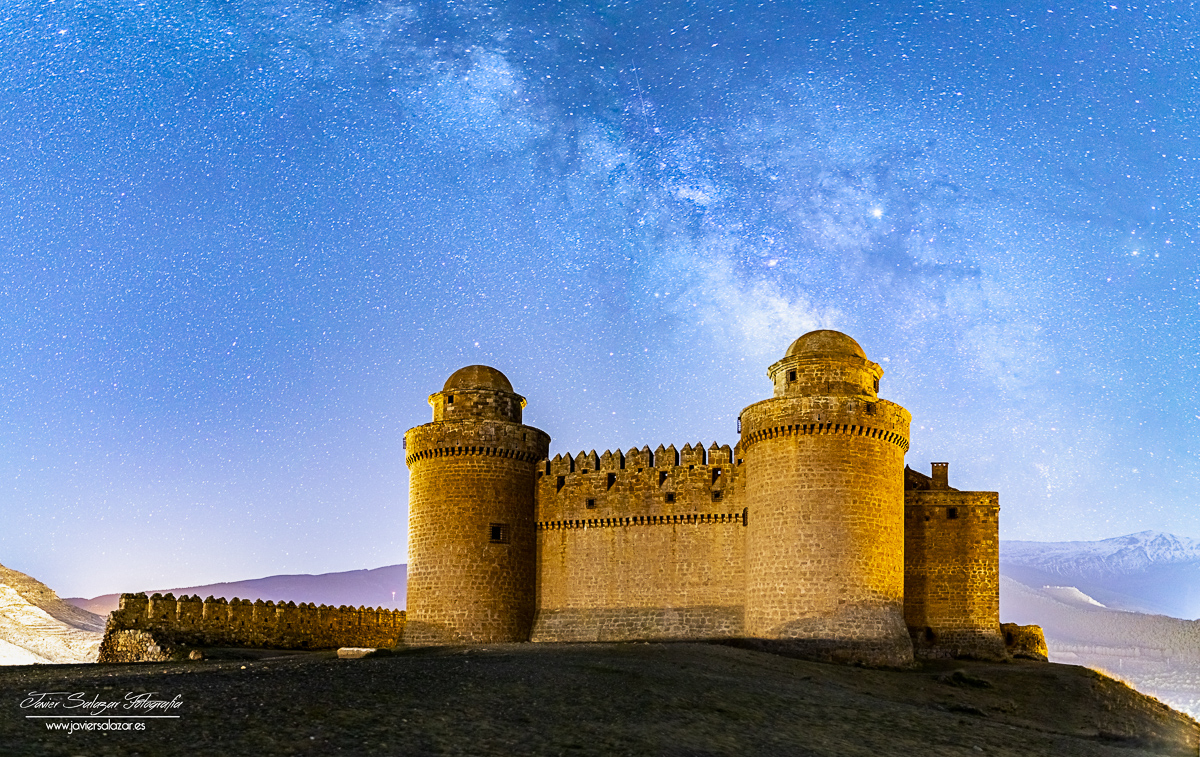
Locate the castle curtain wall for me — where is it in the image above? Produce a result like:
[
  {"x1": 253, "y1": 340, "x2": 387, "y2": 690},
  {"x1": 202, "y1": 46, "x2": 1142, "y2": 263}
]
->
[{"x1": 531, "y1": 445, "x2": 747, "y2": 641}]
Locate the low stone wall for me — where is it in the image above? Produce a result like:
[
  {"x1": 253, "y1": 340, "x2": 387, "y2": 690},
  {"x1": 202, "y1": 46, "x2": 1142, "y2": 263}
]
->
[{"x1": 98, "y1": 593, "x2": 404, "y2": 662}]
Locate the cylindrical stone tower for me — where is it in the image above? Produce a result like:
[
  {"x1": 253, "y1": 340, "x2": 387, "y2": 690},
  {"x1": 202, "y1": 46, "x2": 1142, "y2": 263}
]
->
[
  {"x1": 739, "y1": 330, "x2": 913, "y2": 665},
  {"x1": 404, "y1": 365, "x2": 550, "y2": 645}
]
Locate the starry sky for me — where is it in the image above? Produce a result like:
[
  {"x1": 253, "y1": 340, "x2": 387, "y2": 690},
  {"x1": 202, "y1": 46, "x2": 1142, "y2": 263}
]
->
[{"x1": 1, "y1": 0, "x2": 1197, "y2": 598}]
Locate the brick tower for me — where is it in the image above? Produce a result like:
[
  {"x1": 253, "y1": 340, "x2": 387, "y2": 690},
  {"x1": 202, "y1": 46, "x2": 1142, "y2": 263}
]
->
[
  {"x1": 404, "y1": 365, "x2": 550, "y2": 644},
  {"x1": 738, "y1": 330, "x2": 913, "y2": 665}
]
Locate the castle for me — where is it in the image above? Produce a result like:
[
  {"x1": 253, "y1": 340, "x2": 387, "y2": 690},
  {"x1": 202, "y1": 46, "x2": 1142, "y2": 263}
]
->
[{"x1": 404, "y1": 330, "x2": 1004, "y2": 665}]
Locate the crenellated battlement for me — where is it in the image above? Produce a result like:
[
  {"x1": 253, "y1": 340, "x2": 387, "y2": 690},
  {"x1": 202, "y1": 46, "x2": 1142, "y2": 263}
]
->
[
  {"x1": 98, "y1": 592, "x2": 404, "y2": 659},
  {"x1": 544, "y1": 441, "x2": 735, "y2": 476},
  {"x1": 537, "y1": 441, "x2": 741, "y2": 523}
]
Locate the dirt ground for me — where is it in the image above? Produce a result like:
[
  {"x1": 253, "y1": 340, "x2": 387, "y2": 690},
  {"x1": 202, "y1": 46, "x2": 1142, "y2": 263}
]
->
[{"x1": 0, "y1": 641, "x2": 1196, "y2": 756}]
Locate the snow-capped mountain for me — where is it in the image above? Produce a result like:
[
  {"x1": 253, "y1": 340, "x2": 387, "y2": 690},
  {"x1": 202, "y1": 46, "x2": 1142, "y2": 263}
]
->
[{"x1": 1001, "y1": 531, "x2": 1200, "y2": 619}]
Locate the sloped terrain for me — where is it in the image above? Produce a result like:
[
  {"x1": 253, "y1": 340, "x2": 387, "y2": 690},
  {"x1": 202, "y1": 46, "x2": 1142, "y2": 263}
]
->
[
  {"x1": 0, "y1": 563, "x2": 104, "y2": 665},
  {"x1": 1001, "y1": 576, "x2": 1200, "y2": 718},
  {"x1": 1, "y1": 642, "x2": 1195, "y2": 756}
]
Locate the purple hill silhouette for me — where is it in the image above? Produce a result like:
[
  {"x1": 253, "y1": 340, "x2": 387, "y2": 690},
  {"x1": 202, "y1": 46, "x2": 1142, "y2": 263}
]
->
[{"x1": 65, "y1": 564, "x2": 407, "y2": 617}]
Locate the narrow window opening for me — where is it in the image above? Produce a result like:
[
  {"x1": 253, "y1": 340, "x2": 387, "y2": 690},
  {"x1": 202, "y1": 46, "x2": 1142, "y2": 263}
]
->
[
  {"x1": 606, "y1": 473, "x2": 616, "y2": 490},
  {"x1": 664, "y1": 492, "x2": 676, "y2": 504},
  {"x1": 711, "y1": 468, "x2": 722, "y2": 484},
  {"x1": 741, "y1": 507, "x2": 748, "y2": 526},
  {"x1": 489, "y1": 523, "x2": 510, "y2": 543},
  {"x1": 787, "y1": 370, "x2": 797, "y2": 382},
  {"x1": 688, "y1": 464, "x2": 694, "y2": 470},
  {"x1": 658, "y1": 471, "x2": 668, "y2": 487},
  {"x1": 556, "y1": 476, "x2": 565, "y2": 493},
  {"x1": 947, "y1": 507, "x2": 958, "y2": 520},
  {"x1": 586, "y1": 498, "x2": 596, "y2": 509},
  {"x1": 447, "y1": 395, "x2": 454, "y2": 404}
]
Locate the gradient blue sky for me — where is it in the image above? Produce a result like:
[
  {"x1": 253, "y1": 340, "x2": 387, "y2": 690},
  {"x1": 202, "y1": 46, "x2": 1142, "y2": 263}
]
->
[{"x1": 2, "y1": 0, "x2": 1197, "y2": 598}]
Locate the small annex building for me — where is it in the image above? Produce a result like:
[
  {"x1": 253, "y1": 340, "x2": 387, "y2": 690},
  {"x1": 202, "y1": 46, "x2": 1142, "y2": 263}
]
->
[{"x1": 403, "y1": 330, "x2": 1004, "y2": 665}]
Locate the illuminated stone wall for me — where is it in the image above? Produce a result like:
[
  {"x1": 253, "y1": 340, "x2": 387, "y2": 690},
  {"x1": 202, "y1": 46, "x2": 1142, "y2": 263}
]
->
[
  {"x1": 904, "y1": 466, "x2": 1005, "y2": 660},
  {"x1": 97, "y1": 592, "x2": 403, "y2": 661}
]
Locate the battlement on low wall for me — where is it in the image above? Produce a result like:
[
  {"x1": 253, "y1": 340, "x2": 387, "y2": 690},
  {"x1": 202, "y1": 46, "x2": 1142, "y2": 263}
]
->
[{"x1": 98, "y1": 592, "x2": 404, "y2": 659}]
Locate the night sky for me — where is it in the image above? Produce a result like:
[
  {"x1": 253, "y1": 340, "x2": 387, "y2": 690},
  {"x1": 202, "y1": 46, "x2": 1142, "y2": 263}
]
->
[{"x1": 2, "y1": 1, "x2": 1197, "y2": 598}]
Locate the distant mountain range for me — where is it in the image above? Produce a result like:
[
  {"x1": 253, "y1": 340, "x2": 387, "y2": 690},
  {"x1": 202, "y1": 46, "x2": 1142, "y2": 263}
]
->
[
  {"x1": 999, "y1": 530, "x2": 1200, "y2": 719},
  {"x1": 64, "y1": 564, "x2": 408, "y2": 617},
  {"x1": 0, "y1": 563, "x2": 104, "y2": 665},
  {"x1": 1001, "y1": 530, "x2": 1200, "y2": 619}
]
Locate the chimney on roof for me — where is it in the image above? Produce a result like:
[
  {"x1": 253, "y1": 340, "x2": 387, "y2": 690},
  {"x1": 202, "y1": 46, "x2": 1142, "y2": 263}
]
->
[{"x1": 931, "y1": 462, "x2": 949, "y2": 489}]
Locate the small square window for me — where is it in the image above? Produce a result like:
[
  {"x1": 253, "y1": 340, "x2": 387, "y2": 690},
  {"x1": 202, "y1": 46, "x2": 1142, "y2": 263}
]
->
[
  {"x1": 788, "y1": 370, "x2": 797, "y2": 382},
  {"x1": 489, "y1": 523, "x2": 510, "y2": 543},
  {"x1": 712, "y1": 490, "x2": 723, "y2": 501},
  {"x1": 947, "y1": 507, "x2": 958, "y2": 520},
  {"x1": 586, "y1": 498, "x2": 596, "y2": 509},
  {"x1": 665, "y1": 492, "x2": 676, "y2": 504}
]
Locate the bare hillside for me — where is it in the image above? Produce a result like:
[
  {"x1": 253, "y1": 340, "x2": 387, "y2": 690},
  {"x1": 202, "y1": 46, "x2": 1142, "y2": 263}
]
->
[{"x1": 0, "y1": 563, "x2": 104, "y2": 665}]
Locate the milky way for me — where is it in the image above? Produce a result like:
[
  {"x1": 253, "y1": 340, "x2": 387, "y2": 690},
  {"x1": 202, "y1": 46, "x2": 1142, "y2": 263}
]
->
[{"x1": 1, "y1": 0, "x2": 1196, "y2": 596}]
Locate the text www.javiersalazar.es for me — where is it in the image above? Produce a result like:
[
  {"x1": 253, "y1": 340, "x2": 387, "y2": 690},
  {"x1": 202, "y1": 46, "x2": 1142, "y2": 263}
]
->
[{"x1": 44, "y1": 721, "x2": 147, "y2": 732}]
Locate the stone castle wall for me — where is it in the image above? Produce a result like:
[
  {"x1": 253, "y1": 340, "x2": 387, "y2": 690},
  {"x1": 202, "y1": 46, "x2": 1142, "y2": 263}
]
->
[
  {"x1": 404, "y1": 417, "x2": 550, "y2": 645},
  {"x1": 904, "y1": 489, "x2": 1005, "y2": 660},
  {"x1": 532, "y1": 443, "x2": 746, "y2": 641},
  {"x1": 400, "y1": 338, "x2": 1010, "y2": 664},
  {"x1": 98, "y1": 592, "x2": 403, "y2": 661}
]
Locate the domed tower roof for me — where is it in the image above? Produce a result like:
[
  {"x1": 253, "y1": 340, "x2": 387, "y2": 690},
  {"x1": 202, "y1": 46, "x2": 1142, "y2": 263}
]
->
[
  {"x1": 784, "y1": 330, "x2": 867, "y2": 361},
  {"x1": 442, "y1": 365, "x2": 514, "y2": 393},
  {"x1": 767, "y1": 329, "x2": 881, "y2": 400}
]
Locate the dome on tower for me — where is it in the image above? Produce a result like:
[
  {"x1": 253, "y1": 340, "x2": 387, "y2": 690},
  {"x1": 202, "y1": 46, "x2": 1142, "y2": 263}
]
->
[
  {"x1": 443, "y1": 365, "x2": 514, "y2": 393},
  {"x1": 784, "y1": 330, "x2": 867, "y2": 361}
]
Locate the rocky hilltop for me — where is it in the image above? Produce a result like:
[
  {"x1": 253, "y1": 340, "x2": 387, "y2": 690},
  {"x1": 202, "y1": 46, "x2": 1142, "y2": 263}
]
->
[
  {"x1": 1, "y1": 642, "x2": 1196, "y2": 756},
  {"x1": 0, "y1": 562, "x2": 104, "y2": 665}
]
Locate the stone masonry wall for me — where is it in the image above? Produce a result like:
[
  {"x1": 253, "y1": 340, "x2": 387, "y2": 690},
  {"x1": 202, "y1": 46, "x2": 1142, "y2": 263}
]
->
[
  {"x1": 904, "y1": 489, "x2": 1005, "y2": 660},
  {"x1": 532, "y1": 443, "x2": 747, "y2": 641},
  {"x1": 404, "y1": 418, "x2": 550, "y2": 645},
  {"x1": 98, "y1": 592, "x2": 404, "y2": 661},
  {"x1": 739, "y1": 395, "x2": 913, "y2": 666}
]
